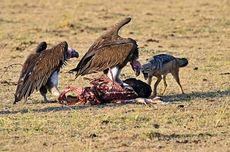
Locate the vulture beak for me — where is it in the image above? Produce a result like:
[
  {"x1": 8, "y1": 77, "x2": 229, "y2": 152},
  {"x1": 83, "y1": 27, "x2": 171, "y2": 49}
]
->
[
  {"x1": 71, "y1": 50, "x2": 79, "y2": 58},
  {"x1": 130, "y1": 59, "x2": 142, "y2": 76},
  {"x1": 68, "y1": 48, "x2": 79, "y2": 58}
]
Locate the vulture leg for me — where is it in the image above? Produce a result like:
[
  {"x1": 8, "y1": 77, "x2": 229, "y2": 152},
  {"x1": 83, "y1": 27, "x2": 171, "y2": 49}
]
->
[
  {"x1": 107, "y1": 67, "x2": 123, "y2": 91},
  {"x1": 39, "y1": 86, "x2": 49, "y2": 102},
  {"x1": 50, "y1": 86, "x2": 60, "y2": 97},
  {"x1": 108, "y1": 67, "x2": 115, "y2": 84},
  {"x1": 108, "y1": 67, "x2": 133, "y2": 90},
  {"x1": 47, "y1": 70, "x2": 60, "y2": 98}
]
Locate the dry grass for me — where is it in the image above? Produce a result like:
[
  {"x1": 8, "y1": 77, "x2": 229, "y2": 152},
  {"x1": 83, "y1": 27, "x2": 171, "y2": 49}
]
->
[{"x1": 0, "y1": 0, "x2": 230, "y2": 151}]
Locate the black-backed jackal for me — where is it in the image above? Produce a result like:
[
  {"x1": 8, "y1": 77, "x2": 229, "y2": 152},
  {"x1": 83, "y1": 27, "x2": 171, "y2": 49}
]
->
[{"x1": 141, "y1": 54, "x2": 188, "y2": 97}]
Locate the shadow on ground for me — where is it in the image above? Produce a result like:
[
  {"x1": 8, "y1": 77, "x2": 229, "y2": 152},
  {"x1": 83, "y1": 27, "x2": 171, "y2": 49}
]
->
[
  {"x1": 1, "y1": 89, "x2": 229, "y2": 115},
  {"x1": 0, "y1": 103, "x2": 126, "y2": 115},
  {"x1": 162, "y1": 89, "x2": 230, "y2": 102}
]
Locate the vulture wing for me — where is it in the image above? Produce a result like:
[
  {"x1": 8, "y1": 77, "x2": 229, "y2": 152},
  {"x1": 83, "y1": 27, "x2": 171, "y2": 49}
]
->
[
  {"x1": 14, "y1": 41, "x2": 68, "y2": 103},
  {"x1": 15, "y1": 42, "x2": 47, "y2": 102},
  {"x1": 81, "y1": 17, "x2": 131, "y2": 56},
  {"x1": 74, "y1": 39, "x2": 137, "y2": 76},
  {"x1": 19, "y1": 42, "x2": 47, "y2": 78},
  {"x1": 71, "y1": 17, "x2": 138, "y2": 77}
]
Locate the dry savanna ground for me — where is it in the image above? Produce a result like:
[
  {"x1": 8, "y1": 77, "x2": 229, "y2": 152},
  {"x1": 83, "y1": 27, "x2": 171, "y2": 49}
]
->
[{"x1": 0, "y1": 0, "x2": 230, "y2": 151}]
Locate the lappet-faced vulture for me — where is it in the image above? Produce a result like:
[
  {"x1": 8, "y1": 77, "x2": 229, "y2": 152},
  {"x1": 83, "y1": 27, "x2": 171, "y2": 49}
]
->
[
  {"x1": 70, "y1": 17, "x2": 141, "y2": 88},
  {"x1": 14, "y1": 41, "x2": 79, "y2": 104}
]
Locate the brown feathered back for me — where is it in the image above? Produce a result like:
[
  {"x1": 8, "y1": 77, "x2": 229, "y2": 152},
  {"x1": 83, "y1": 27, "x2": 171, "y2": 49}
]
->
[
  {"x1": 14, "y1": 41, "x2": 68, "y2": 103},
  {"x1": 71, "y1": 17, "x2": 138, "y2": 77},
  {"x1": 19, "y1": 42, "x2": 47, "y2": 77}
]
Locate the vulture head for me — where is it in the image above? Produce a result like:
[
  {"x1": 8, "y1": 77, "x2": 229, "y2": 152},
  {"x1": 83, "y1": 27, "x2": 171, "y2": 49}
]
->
[
  {"x1": 130, "y1": 58, "x2": 141, "y2": 76},
  {"x1": 63, "y1": 42, "x2": 79, "y2": 60}
]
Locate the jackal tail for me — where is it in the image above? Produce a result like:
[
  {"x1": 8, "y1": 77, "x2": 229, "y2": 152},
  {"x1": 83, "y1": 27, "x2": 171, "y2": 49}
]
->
[{"x1": 177, "y1": 58, "x2": 188, "y2": 67}]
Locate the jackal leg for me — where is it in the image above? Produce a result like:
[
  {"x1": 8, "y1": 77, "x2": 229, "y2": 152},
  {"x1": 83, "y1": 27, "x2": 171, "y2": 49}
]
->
[
  {"x1": 147, "y1": 76, "x2": 153, "y2": 86},
  {"x1": 153, "y1": 75, "x2": 162, "y2": 97},
  {"x1": 172, "y1": 70, "x2": 184, "y2": 94},
  {"x1": 161, "y1": 75, "x2": 167, "y2": 95}
]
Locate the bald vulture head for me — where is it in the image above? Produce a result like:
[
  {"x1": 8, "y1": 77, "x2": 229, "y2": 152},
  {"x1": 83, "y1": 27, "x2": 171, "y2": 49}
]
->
[
  {"x1": 70, "y1": 17, "x2": 141, "y2": 87},
  {"x1": 14, "y1": 41, "x2": 79, "y2": 104}
]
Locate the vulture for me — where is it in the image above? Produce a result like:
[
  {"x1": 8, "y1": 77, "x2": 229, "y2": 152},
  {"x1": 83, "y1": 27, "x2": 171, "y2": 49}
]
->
[
  {"x1": 70, "y1": 17, "x2": 141, "y2": 88},
  {"x1": 14, "y1": 41, "x2": 79, "y2": 104}
]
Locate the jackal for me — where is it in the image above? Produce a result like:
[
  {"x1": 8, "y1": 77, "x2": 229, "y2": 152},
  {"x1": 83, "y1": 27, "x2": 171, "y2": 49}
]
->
[{"x1": 141, "y1": 54, "x2": 188, "y2": 97}]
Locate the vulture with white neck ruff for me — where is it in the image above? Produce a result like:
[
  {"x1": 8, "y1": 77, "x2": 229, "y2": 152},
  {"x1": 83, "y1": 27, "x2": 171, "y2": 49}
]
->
[
  {"x1": 14, "y1": 41, "x2": 79, "y2": 104},
  {"x1": 70, "y1": 17, "x2": 141, "y2": 88}
]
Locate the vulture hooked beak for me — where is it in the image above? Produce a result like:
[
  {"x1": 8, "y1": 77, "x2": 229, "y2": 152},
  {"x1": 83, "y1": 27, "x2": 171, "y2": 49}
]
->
[
  {"x1": 67, "y1": 48, "x2": 79, "y2": 58},
  {"x1": 130, "y1": 59, "x2": 142, "y2": 76}
]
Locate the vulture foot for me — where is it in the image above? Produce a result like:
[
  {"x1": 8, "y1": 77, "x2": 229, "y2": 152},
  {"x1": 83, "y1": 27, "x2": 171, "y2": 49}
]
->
[{"x1": 50, "y1": 87, "x2": 60, "y2": 97}]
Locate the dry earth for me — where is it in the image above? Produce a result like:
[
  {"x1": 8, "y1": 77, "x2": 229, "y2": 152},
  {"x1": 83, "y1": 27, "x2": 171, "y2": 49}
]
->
[{"x1": 0, "y1": 0, "x2": 230, "y2": 151}]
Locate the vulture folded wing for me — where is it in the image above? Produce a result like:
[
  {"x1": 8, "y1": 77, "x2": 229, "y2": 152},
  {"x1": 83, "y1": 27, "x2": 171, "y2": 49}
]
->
[
  {"x1": 15, "y1": 42, "x2": 67, "y2": 102},
  {"x1": 72, "y1": 17, "x2": 135, "y2": 77},
  {"x1": 88, "y1": 17, "x2": 132, "y2": 53},
  {"x1": 15, "y1": 42, "x2": 47, "y2": 102},
  {"x1": 74, "y1": 39, "x2": 137, "y2": 76},
  {"x1": 19, "y1": 42, "x2": 47, "y2": 79}
]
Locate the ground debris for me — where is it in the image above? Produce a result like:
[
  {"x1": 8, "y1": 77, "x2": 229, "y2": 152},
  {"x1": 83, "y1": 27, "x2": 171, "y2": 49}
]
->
[
  {"x1": 0, "y1": 80, "x2": 17, "y2": 86},
  {"x1": 220, "y1": 72, "x2": 230, "y2": 75}
]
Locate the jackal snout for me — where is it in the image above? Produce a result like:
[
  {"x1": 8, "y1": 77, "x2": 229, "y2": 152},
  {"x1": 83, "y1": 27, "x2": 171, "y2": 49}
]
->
[{"x1": 141, "y1": 62, "x2": 155, "y2": 80}]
